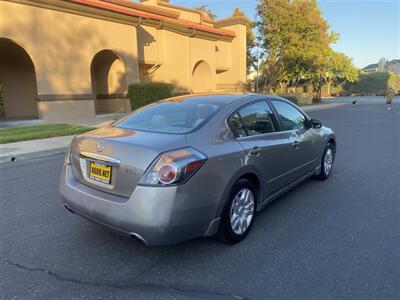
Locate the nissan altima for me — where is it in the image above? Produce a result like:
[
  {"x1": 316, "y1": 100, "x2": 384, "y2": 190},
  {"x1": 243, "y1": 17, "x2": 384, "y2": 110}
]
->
[{"x1": 60, "y1": 94, "x2": 336, "y2": 245}]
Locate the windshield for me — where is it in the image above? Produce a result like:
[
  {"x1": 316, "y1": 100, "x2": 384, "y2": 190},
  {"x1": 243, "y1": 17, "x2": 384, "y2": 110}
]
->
[{"x1": 115, "y1": 100, "x2": 223, "y2": 134}]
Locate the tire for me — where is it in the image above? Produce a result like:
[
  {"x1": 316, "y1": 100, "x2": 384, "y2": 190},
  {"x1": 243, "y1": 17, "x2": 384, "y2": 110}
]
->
[
  {"x1": 217, "y1": 179, "x2": 257, "y2": 244},
  {"x1": 315, "y1": 143, "x2": 335, "y2": 180}
]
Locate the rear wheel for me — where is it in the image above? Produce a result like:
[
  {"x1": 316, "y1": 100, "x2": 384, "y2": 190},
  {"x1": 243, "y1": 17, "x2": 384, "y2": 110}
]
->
[
  {"x1": 218, "y1": 179, "x2": 257, "y2": 244},
  {"x1": 316, "y1": 143, "x2": 335, "y2": 180}
]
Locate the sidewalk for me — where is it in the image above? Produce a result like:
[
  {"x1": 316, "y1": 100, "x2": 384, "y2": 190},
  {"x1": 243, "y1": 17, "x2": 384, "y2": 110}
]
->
[
  {"x1": 0, "y1": 113, "x2": 124, "y2": 164},
  {"x1": 0, "y1": 103, "x2": 345, "y2": 164},
  {"x1": 302, "y1": 102, "x2": 345, "y2": 111},
  {"x1": 0, "y1": 135, "x2": 74, "y2": 163},
  {"x1": 0, "y1": 113, "x2": 124, "y2": 128}
]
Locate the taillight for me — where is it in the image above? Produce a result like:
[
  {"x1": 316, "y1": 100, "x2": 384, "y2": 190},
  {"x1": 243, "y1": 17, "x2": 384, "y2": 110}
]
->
[
  {"x1": 139, "y1": 148, "x2": 207, "y2": 186},
  {"x1": 157, "y1": 164, "x2": 178, "y2": 184}
]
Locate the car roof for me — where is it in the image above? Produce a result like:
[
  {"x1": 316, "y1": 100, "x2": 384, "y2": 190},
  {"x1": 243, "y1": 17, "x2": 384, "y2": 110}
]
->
[{"x1": 160, "y1": 94, "x2": 255, "y2": 106}]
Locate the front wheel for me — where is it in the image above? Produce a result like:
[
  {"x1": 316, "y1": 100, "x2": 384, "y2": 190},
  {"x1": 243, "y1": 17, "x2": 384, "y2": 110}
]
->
[
  {"x1": 316, "y1": 143, "x2": 335, "y2": 180},
  {"x1": 218, "y1": 179, "x2": 257, "y2": 244}
]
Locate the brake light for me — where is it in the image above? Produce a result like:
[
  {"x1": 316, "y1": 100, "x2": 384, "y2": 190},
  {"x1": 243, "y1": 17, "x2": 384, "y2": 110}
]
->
[
  {"x1": 139, "y1": 148, "x2": 207, "y2": 186},
  {"x1": 157, "y1": 164, "x2": 178, "y2": 184}
]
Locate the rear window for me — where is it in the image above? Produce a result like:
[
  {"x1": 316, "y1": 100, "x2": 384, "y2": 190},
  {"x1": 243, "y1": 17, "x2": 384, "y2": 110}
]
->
[{"x1": 115, "y1": 101, "x2": 222, "y2": 134}]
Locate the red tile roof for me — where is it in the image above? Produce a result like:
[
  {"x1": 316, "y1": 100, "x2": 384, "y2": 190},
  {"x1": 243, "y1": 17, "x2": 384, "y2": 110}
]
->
[{"x1": 67, "y1": 0, "x2": 236, "y2": 38}]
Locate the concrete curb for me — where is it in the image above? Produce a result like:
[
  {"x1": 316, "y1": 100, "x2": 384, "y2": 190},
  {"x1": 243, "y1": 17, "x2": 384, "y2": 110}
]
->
[
  {"x1": 0, "y1": 135, "x2": 74, "y2": 165},
  {"x1": 0, "y1": 147, "x2": 67, "y2": 164},
  {"x1": 302, "y1": 103, "x2": 346, "y2": 112}
]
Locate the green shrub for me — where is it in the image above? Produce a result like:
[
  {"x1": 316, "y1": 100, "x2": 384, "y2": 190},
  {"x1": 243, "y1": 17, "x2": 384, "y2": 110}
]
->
[
  {"x1": 339, "y1": 90, "x2": 352, "y2": 96},
  {"x1": 343, "y1": 72, "x2": 400, "y2": 95},
  {"x1": 128, "y1": 82, "x2": 174, "y2": 110},
  {"x1": 280, "y1": 95, "x2": 298, "y2": 104}
]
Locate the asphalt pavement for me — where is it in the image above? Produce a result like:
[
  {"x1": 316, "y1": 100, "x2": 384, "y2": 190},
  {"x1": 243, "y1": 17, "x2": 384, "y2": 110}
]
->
[{"x1": 0, "y1": 99, "x2": 399, "y2": 299}]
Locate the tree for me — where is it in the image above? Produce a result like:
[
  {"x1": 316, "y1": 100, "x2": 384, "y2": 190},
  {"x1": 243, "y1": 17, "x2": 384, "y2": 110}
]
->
[
  {"x1": 195, "y1": 5, "x2": 217, "y2": 21},
  {"x1": 256, "y1": 0, "x2": 292, "y2": 90},
  {"x1": 256, "y1": 0, "x2": 355, "y2": 98},
  {"x1": 231, "y1": 8, "x2": 257, "y2": 75},
  {"x1": 323, "y1": 50, "x2": 359, "y2": 94}
]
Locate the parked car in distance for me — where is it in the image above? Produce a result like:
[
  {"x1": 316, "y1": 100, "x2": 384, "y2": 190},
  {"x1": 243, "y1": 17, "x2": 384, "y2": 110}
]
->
[{"x1": 60, "y1": 94, "x2": 336, "y2": 245}]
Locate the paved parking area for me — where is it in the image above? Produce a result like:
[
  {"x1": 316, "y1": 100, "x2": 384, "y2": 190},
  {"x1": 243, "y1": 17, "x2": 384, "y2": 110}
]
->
[{"x1": 0, "y1": 100, "x2": 399, "y2": 299}]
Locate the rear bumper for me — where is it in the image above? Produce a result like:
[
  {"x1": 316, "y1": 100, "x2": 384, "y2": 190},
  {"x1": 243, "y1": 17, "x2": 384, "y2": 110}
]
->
[{"x1": 59, "y1": 165, "x2": 219, "y2": 245}]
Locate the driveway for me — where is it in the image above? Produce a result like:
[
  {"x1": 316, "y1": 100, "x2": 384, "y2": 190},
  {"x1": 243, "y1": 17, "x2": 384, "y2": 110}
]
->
[{"x1": 1, "y1": 100, "x2": 399, "y2": 299}]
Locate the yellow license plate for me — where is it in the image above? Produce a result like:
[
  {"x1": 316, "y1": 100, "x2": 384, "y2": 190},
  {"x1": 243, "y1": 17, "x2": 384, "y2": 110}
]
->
[{"x1": 89, "y1": 161, "x2": 112, "y2": 184}]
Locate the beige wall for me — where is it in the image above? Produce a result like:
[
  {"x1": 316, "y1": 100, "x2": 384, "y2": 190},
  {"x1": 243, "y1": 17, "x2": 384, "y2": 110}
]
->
[
  {"x1": 216, "y1": 40, "x2": 232, "y2": 72},
  {"x1": 95, "y1": 98, "x2": 131, "y2": 115},
  {"x1": 148, "y1": 30, "x2": 191, "y2": 91},
  {"x1": 0, "y1": 0, "x2": 139, "y2": 120},
  {"x1": 137, "y1": 25, "x2": 160, "y2": 65},
  {"x1": 38, "y1": 100, "x2": 96, "y2": 123},
  {"x1": 216, "y1": 24, "x2": 247, "y2": 92},
  {"x1": 0, "y1": 1, "x2": 139, "y2": 96},
  {"x1": 189, "y1": 38, "x2": 216, "y2": 93},
  {"x1": 0, "y1": 0, "x2": 247, "y2": 122}
]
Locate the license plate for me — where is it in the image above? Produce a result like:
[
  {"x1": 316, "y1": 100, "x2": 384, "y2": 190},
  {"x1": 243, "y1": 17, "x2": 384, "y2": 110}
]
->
[{"x1": 89, "y1": 161, "x2": 112, "y2": 184}]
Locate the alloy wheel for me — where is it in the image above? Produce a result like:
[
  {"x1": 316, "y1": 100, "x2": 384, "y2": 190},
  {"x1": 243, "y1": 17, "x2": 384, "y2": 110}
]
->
[
  {"x1": 230, "y1": 188, "x2": 255, "y2": 235},
  {"x1": 324, "y1": 148, "x2": 334, "y2": 175}
]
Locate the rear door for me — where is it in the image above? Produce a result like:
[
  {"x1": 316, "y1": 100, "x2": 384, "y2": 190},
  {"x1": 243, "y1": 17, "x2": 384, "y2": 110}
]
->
[
  {"x1": 228, "y1": 100, "x2": 294, "y2": 197},
  {"x1": 269, "y1": 99, "x2": 320, "y2": 182}
]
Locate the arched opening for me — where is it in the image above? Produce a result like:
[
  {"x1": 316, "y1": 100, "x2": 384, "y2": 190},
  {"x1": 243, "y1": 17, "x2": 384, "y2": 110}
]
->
[
  {"x1": 0, "y1": 38, "x2": 38, "y2": 119},
  {"x1": 192, "y1": 61, "x2": 213, "y2": 93},
  {"x1": 90, "y1": 50, "x2": 128, "y2": 114}
]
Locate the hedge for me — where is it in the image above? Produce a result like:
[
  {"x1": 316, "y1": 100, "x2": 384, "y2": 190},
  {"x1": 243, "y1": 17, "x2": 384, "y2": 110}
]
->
[
  {"x1": 343, "y1": 72, "x2": 400, "y2": 95},
  {"x1": 128, "y1": 82, "x2": 174, "y2": 110},
  {"x1": 280, "y1": 95, "x2": 298, "y2": 104}
]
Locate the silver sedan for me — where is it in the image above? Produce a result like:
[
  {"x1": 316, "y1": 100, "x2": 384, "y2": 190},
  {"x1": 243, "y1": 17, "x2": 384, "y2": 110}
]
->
[{"x1": 60, "y1": 94, "x2": 336, "y2": 245}]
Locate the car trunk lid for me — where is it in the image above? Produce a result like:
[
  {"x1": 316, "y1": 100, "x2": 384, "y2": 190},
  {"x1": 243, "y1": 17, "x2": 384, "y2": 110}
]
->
[{"x1": 69, "y1": 127, "x2": 188, "y2": 197}]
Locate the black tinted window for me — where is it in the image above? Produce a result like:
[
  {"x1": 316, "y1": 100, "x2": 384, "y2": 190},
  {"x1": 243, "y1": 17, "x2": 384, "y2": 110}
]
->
[
  {"x1": 236, "y1": 101, "x2": 276, "y2": 136},
  {"x1": 116, "y1": 101, "x2": 222, "y2": 134},
  {"x1": 272, "y1": 100, "x2": 306, "y2": 131}
]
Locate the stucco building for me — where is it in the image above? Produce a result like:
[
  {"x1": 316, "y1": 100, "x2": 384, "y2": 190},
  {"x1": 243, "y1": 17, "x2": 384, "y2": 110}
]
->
[{"x1": 0, "y1": 0, "x2": 247, "y2": 122}]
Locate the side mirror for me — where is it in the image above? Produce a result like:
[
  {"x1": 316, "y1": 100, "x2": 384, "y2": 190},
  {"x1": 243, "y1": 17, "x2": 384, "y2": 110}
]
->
[{"x1": 310, "y1": 119, "x2": 322, "y2": 129}]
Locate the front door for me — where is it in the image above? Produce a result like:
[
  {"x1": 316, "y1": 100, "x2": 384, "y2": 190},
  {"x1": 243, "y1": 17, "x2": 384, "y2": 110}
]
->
[
  {"x1": 270, "y1": 99, "x2": 320, "y2": 183},
  {"x1": 228, "y1": 100, "x2": 293, "y2": 198}
]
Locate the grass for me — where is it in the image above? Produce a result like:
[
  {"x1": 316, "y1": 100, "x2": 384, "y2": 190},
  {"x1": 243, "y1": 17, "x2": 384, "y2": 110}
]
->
[{"x1": 0, "y1": 124, "x2": 95, "y2": 144}]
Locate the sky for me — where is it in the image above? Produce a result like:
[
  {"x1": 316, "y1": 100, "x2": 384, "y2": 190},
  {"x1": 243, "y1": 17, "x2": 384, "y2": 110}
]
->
[{"x1": 170, "y1": 0, "x2": 400, "y2": 68}]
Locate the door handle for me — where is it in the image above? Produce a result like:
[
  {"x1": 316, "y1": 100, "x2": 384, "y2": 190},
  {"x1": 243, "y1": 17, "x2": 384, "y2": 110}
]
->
[
  {"x1": 249, "y1": 146, "x2": 262, "y2": 156},
  {"x1": 291, "y1": 141, "x2": 300, "y2": 149}
]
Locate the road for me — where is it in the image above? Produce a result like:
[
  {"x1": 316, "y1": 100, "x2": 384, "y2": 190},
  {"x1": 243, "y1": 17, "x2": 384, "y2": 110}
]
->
[{"x1": 1, "y1": 99, "x2": 399, "y2": 299}]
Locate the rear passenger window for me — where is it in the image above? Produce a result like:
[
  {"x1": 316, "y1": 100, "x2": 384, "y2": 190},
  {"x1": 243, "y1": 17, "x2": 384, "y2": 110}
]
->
[
  {"x1": 228, "y1": 101, "x2": 276, "y2": 137},
  {"x1": 228, "y1": 113, "x2": 247, "y2": 137},
  {"x1": 238, "y1": 102, "x2": 276, "y2": 136}
]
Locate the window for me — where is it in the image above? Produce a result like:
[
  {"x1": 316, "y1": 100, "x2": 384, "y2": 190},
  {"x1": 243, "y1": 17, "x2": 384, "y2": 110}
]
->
[
  {"x1": 228, "y1": 113, "x2": 247, "y2": 137},
  {"x1": 116, "y1": 101, "x2": 222, "y2": 134},
  {"x1": 271, "y1": 100, "x2": 307, "y2": 131},
  {"x1": 229, "y1": 101, "x2": 276, "y2": 137}
]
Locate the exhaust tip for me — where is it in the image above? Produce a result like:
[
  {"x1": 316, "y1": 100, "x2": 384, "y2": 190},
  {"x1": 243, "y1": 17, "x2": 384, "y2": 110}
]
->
[
  {"x1": 129, "y1": 232, "x2": 149, "y2": 245},
  {"x1": 64, "y1": 203, "x2": 75, "y2": 214}
]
